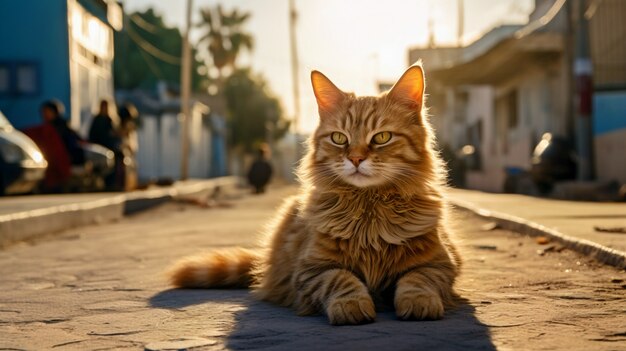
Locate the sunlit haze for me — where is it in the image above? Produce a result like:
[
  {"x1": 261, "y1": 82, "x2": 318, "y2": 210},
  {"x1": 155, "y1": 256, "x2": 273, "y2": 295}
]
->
[{"x1": 123, "y1": 0, "x2": 534, "y2": 133}]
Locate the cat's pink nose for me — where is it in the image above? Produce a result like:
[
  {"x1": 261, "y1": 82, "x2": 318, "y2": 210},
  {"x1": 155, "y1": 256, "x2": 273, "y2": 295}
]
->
[{"x1": 349, "y1": 155, "x2": 365, "y2": 167}]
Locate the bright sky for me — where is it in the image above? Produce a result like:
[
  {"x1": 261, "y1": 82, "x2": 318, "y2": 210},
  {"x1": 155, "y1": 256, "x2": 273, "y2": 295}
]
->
[{"x1": 123, "y1": 0, "x2": 534, "y2": 133}]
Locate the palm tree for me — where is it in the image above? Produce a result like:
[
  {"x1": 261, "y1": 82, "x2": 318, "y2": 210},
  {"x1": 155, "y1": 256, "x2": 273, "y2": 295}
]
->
[{"x1": 198, "y1": 5, "x2": 254, "y2": 86}]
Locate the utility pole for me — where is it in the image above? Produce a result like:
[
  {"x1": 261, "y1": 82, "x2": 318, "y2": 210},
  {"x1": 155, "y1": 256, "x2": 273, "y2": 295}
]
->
[
  {"x1": 573, "y1": 0, "x2": 594, "y2": 181},
  {"x1": 180, "y1": 0, "x2": 193, "y2": 180},
  {"x1": 457, "y1": 0, "x2": 464, "y2": 47},
  {"x1": 289, "y1": 0, "x2": 301, "y2": 159},
  {"x1": 427, "y1": 16, "x2": 435, "y2": 49}
]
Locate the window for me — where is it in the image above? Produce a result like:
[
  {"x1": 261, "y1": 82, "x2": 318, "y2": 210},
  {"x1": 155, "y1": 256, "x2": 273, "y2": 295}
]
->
[
  {"x1": 0, "y1": 62, "x2": 40, "y2": 96},
  {"x1": 455, "y1": 91, "x2": 469, "y2": 123},
  {"x1": 0, "y1": 65, "x2": 9, "y2": 94},
  {"x1": 16, "y1": 64, "x2": 38, "y2": 94},
  {"x1": 507, "y1": 90, "x2": 518, "y2": 129},
  {"x1": 464, "y1": 120, "x2": 483, "y2": 171}
]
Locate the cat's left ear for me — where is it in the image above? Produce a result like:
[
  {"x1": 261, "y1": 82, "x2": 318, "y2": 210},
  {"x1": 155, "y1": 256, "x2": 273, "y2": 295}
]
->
[{"x1": 387, "y1": 64, "x2": 425, "y2": 110}]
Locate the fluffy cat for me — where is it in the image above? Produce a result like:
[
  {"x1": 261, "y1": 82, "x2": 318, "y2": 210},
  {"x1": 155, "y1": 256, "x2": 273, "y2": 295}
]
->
[{"x1": 168, "y1": 63, "x2": 462, "y2": 325}]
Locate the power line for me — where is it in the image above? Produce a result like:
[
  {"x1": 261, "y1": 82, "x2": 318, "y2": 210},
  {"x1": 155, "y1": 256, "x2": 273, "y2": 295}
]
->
[
  {"x1": 515, "y1": 0, "x2": 566, "y2": 38},
  {"x1": 130, "y1": 14, "x2": 159, "y2": 33},
  {"x1": 126, "y1": 25, "x2": 182, "y2": 65},
  {"x1": 137, "y1": 45, "x2": 165, "y2": 79}
]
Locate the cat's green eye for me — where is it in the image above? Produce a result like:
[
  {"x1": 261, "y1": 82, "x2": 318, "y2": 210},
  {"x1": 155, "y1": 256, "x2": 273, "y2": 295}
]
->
[
  {"x1": 372, "y1": 131, "x2": 392, "y2": 145},
  {"x1": 330, "y1": 132, "x2": 348, "y2": 145}
]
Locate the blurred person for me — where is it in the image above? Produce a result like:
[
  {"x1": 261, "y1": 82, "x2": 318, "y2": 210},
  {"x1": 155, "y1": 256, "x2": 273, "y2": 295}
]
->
[
  {"x1": 88, "y1": 99, "x2": 122, "y2": 190},
  {"x1": 22, "y1": 100, "x2": 85, "y2": 192},
  {"x1": 118, "y1": 103, "x2": 139, "y2": 191},
  {"x1": 41, "y1": 100, "x2": 85, "y2": 166},
  {"x1": 88, "y1": 99, "x2": 120, "y2": 152},
  {"x1": 247, "y1": 144, "x2": 273, "y2": 194}
]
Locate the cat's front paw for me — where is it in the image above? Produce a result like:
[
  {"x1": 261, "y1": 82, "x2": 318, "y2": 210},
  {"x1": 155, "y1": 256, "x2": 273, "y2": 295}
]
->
[
  {"x1": 395, "y1": 289, "x2": 444, "y2": 320},
  {"x1": 326, "y1": 294, "x2": 376, "y2": 325}
]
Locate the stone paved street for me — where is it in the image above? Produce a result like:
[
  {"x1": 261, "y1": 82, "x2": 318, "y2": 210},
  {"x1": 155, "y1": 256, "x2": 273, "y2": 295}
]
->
[{"x1": 1, "y1": 185, "x2": 624, "y2": 350}]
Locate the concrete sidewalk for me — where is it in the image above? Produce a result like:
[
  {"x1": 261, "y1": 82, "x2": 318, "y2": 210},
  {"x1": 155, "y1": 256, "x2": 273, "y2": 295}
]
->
[
  {"x1": 0, "y1": 177, "x2": 239, "y2": 247},
  {"x1": 448, "y1": 188, "x2": 626, "y2": 269}
]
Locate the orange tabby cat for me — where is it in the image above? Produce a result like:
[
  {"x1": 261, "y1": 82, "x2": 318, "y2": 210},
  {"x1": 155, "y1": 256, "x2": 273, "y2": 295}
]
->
[{"x1": 168, "y1": 63, "x2": 462, "y2": 325}]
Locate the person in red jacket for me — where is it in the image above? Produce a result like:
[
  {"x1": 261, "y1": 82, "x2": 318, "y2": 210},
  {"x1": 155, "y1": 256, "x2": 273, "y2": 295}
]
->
[{"x1": 22, "y1": 100, "x2": 84, "y2": 192}]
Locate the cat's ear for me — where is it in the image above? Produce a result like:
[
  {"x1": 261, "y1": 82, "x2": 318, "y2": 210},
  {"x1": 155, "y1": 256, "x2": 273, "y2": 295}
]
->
[
  {"x1": 387, "y1": 64, "x2": 425, "y2": 110},
  {"x1": 311, "y1": 71, "x2": 345, "y2": 115}
]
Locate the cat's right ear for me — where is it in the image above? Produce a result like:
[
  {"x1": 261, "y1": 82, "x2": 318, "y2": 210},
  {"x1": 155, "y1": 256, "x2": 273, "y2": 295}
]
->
[
  {"x1": 387, "y1": 64, "x2": 425, "y2": 111},
  {"x1": 311, "y1": 71, "x2": 345, "y2": 115}
]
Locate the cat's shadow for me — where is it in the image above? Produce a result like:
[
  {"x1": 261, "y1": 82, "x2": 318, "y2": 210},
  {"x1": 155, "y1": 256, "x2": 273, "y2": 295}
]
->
[
  {"x1": 149, "y1": 289, "x2": 496, "y2": 350},
  {"x1": 149, "y1": 288, "x2": 247, "y2": 309}
]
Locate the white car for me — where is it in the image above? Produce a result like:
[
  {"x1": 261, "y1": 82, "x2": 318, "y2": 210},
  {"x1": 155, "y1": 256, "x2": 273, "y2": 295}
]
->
[{"x1": 0, "y1": 111, "x2": 47, "y2": 195}]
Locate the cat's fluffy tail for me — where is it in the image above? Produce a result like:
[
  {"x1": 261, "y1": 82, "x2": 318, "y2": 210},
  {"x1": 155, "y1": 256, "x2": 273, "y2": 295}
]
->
[{"x1": 167, "y1": 248, "x2": 260, "y2": 288}]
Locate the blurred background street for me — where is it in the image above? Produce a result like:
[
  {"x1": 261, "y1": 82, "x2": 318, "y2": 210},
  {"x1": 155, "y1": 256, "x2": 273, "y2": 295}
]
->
[{"x1": 0, "y1": 0, "x2": 625, "y2": 197}]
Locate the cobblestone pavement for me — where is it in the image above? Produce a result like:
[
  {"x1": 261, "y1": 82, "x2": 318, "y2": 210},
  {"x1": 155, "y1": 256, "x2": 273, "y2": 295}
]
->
[{"x1": 1, "y1": 186, "x2": 624, "y2": 350}]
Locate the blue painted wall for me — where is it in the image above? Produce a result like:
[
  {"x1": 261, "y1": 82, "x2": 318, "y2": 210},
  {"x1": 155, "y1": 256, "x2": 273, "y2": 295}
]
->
[
  {"x1": 0, "y1": 1, "x2": 71, "y2": 129},
  {"x1": 593, "y1": 91, "x2": 626, "y2": 135}
]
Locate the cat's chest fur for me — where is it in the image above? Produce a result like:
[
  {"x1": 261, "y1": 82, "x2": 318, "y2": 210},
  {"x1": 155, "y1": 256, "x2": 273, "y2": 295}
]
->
[
  {"x1": 300, "y1": 189, "x2": 443, "y2": 290},
  {"x1": 305, "y1": 189, "x2": 441, "y2": 249}
]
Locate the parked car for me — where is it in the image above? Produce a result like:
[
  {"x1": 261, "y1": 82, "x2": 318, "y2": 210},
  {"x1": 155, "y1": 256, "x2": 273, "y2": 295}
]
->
[
  {"x1": 0, "y1": 111, "x2": 48, "y2": 195},
  {"x1": 531, "y1": 133, "x2": 577, "y2": 194},
  {"x1": 71, "y1": 142, "x2": 115, "y2": 192}
]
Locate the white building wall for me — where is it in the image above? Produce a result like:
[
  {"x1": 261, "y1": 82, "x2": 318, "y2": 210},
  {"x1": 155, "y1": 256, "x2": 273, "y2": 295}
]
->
[
  {"x1": 135, "y1": 104, "x2": 212, "y2": 181},
  {"x1": 464, "y1": 86, "x2": 499, "y2": 192},
  {"x1": 459, "y1": 59, "x2": 569, "y2": 193}
]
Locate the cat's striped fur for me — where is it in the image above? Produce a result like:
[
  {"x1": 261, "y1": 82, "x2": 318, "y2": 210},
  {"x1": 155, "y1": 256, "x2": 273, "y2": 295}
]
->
[{"x1": 168, "y1": 63, "x2": 462, "y2": 324}]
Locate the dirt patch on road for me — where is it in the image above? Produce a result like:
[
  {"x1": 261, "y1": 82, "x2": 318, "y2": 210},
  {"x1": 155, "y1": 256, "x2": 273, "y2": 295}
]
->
[{"x1": 453, "y1": 211, "x2": 626, "y2": 350}]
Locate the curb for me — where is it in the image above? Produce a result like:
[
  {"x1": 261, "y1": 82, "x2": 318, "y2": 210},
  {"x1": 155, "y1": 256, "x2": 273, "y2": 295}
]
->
[
  {"x1": 0, "y1": 176, "x2": 239, "y2": 248},
  {"x1": 450, "y1": 198, "x2": 626, "y2": 270}
]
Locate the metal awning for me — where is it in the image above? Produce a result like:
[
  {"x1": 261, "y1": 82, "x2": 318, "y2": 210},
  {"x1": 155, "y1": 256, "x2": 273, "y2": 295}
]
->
[{"x1": 429, "y1": 32, "x2": 564, "y2": 86}]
